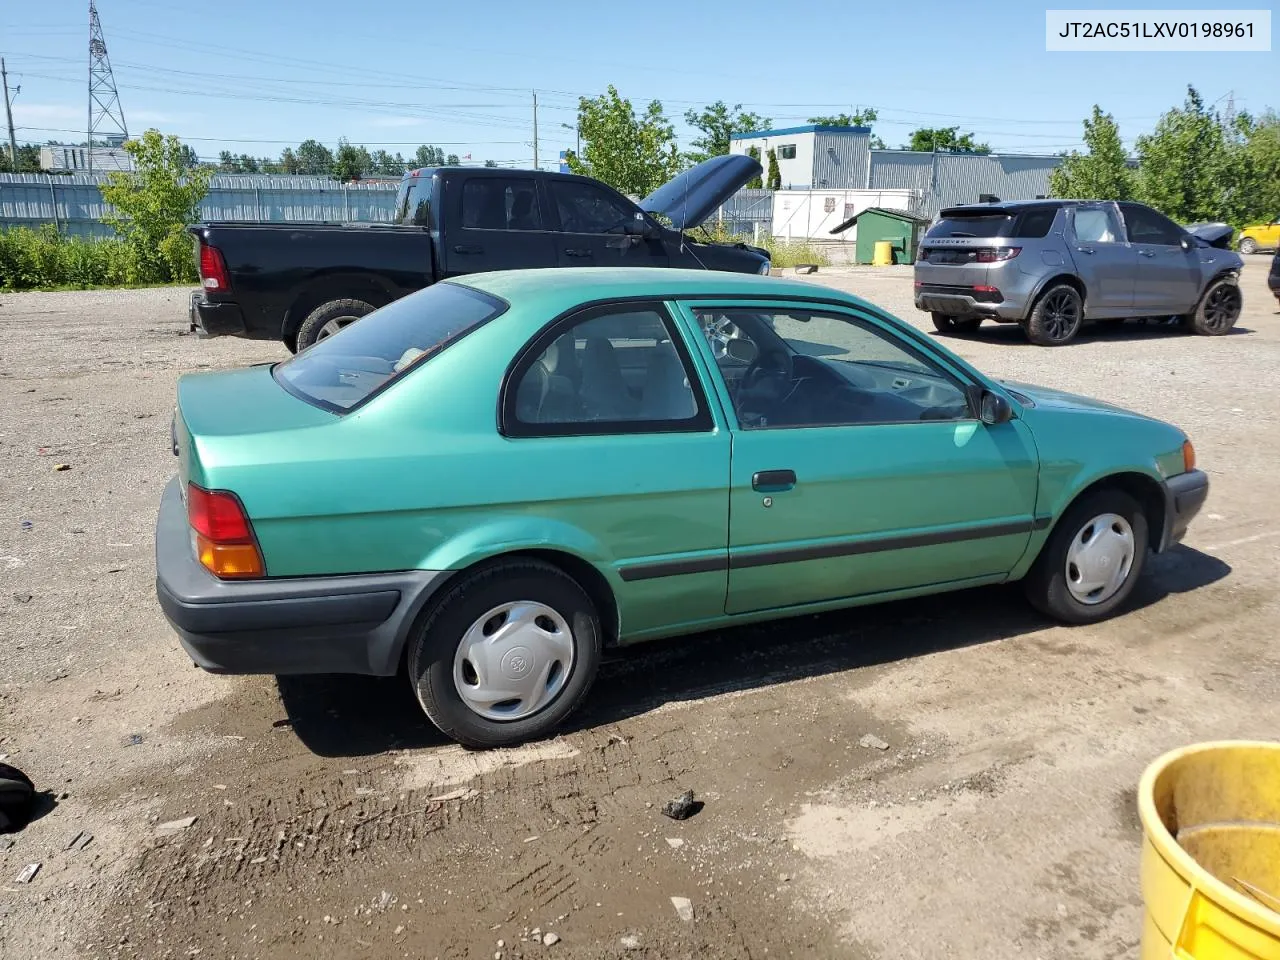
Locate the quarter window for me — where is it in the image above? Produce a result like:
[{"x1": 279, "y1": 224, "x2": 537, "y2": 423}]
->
[
  {"x1": 691, "y1": 307, "x2": 971, "y2": 429},
  {"x1": 505, "y1": 305, "x2": 711, "y2": 436},
  {"x1": 460, "y1": 178, "x2": 542, "y2": 231}
]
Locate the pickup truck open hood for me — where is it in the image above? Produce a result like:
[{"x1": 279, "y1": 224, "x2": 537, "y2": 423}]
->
[
  {"x1": 640, "y1": 154, "x2": 764, "y2": 232},
  {"x1": 1185, "y1": 222, "x2": 1235, "y2": 249}
]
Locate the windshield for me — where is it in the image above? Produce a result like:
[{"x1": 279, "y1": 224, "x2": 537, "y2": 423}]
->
[{"x1": 273, "y1": 282, "x2": 506, "y2": 413}]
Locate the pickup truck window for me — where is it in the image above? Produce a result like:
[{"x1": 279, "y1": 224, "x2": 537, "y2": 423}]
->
[
  {"x1": 552, "y1": 181, "x2": 636, "y2": 234},
  {"x1": 462, "y1": 178, "x2": 543, "y2": 231},
  {"x1": 272, "y1": 281, "x2": 506, "y2": 413},
  {"x1": 394, "y1": 178, "x2": 432, "y2": 227}
]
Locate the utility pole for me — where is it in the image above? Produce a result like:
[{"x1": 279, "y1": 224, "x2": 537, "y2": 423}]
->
[
  {"x1": 532, "y1": 90, "x2": 539, "y2": 171},
  {"x1": 2, "y1": 58, "x2": 17, "y2": 170}
]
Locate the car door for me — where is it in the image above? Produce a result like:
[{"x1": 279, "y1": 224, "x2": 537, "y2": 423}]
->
[
  {"x1": 547, "y1": 178, "x2": 670, "y2": 269},
  {"x1": 500, "y1": 300, "x2": 728, "y2": 639},
  {"x1": 1067, "y1": 203, "x2": 1136, "y2": 317},
  {"x1": 675, "y1": 300, "x2": 1040, "y2": 616},
  {"x1": 1119, "y1": 203, "x2": 1201, "y2": 313},
  {"x1": 440, "y1": 174, "x2": 557, "y2": 277}
]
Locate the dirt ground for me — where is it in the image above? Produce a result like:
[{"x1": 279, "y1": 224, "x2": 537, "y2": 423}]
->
[{"x1": 1, "y1": 259, "x2": 1278, "y2": 960}]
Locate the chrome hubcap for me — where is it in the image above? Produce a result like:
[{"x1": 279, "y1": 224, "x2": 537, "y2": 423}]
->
[
  {"x1": 1065, "y1": 513, "x2": 1135, "y2": 605},
  {"x1": 453, "y1": 602, "x2": 575, "y2": 721},
  {"x1": 1043, "y1": 291, "x2": 1081, "y2": 341},
  {"x1": 317, "y1": 316, "x2": 358, "y2": 340}
]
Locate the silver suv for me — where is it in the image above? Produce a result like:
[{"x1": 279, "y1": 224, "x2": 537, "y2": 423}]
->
[{"x1": 913, "y1": 200, "x2": 1243, "y2": 346}]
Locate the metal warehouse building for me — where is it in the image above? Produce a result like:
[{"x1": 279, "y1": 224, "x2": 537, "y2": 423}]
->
[{"x1": 729, "y1": 125, "x2": 1063, "y2": 219}]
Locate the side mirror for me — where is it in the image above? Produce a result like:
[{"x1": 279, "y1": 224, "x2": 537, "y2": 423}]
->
[
  {"x1": 1179, "y1": 235, "x2": 1193, "y2": 251},
  {"x1": 979, "y1": 391, "x2": 1013, "y2": 425},
  {"x1": 724, "y1": 337, "x2": 759, "y2": 365},
  {"x1": 623, "y1": 217, "x2": 662, "y2": 241}
]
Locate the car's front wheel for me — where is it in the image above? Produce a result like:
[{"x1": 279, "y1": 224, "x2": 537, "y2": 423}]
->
[
  {"x1": 1022, "y1": 489, "x2": 1149, "y2": 625},
  {"x1": 1025, "y1": 284, "x2": 1084, "y2": 346},
  {"x1": 931, "y1": 312, "x2": 981, "y2": 334},
  {"x1": 1238, "y1": 237, "x2": 1258, "y2": 255},
  {"x1": 1183, "y1": 277, "x2": 1242, "y2": 336},
  {"x1": 407, "y1": 559, "x2": 603, "y2": 749}
]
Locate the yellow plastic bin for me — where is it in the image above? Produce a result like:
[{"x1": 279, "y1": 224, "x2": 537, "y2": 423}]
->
[
  {"x1": 1139, "y1": 740, "x2": 1280, "y2": 959},
  {"x1": 871, "y1": 240, "x2": 895, "y2": 266}
]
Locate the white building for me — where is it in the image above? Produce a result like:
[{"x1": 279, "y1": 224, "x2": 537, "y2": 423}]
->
[{"x1": 729, "y1": 124, "x2": 872, "y2": 191}]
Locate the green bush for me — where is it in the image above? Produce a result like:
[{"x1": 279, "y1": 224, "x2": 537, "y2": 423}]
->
[
  {"x1": 0, "y1": 225, "x2": 195, "y2": 291},
  {"x1": 694, "y1": 222, "x2": 831, "y2": 269}
]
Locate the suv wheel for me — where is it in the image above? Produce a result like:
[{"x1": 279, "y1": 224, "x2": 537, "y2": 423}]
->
[
  {"x1": 931, "y1": 312, "x2": 981, "y2": 334},
  {"x1": 1025, "y1": 284, "x2": 1083, "y2": 346},
  {"x1": 1238, "y1": 237, "x2": 1258, "y2": 255},
  {"x1": 1183, "y1": 278, "x2": 1241, "y2": 336}
]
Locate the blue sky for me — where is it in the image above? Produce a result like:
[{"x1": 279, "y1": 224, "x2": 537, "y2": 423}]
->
[{"x1": 2, "y1": 0, "x2": 1275, "y2": 166}]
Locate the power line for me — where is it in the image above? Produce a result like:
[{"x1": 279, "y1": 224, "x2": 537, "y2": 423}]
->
[{"x1": 14, "y1": 125, "x2": 530, "y2": 145}]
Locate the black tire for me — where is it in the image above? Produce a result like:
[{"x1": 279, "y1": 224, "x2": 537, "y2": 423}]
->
[
  {"x1": 407, "y1": 559, "x2": 603, "y2": 749},
  {"x1": 0, "y1": 761, "x2": 35, "y2": 833},
  {"x1": 1238, "y1": 237, "x2": 1258, "y2": 255},
  {"x1": 931, "y1": 312, "x2": 981, "y2": 334},
  {"x1": 1025, "y1": 284, "x2": 1084, "y2": 346},
  {"x1": 295, "y1": 298, "x2": 376, "y2": 351},
  {"x1": 1022, "y1": 488, "x2": 1149, "y2": 625},
  {"x1": 1183, "y1": 278, "x2": 1241, "y2": 336}
]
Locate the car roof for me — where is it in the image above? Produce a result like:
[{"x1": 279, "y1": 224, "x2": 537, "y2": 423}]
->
[{"x1": 452, "y1": 267, "x2": 868, "y2": 313}]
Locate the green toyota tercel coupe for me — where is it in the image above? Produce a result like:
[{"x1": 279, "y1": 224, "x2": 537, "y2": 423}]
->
[{"x1": 156, "y1": 267, "x2": 1208, "y2": 748}]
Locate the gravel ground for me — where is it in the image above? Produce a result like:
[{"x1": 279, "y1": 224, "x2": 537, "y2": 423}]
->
[{"x1": 0, "y1": 260, "x2": 1277, "y2": 960}]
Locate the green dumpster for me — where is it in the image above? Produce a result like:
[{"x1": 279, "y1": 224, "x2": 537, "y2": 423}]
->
[{"x1": 828, "y1": 207, "x2": 932, "y2": 265}]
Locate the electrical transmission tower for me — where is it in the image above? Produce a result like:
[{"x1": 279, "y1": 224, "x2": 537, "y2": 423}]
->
[{"x1": 87, "y1": 0, "x2": 127, "y2": 174}]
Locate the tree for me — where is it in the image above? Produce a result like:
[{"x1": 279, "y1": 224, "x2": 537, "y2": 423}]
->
[
  {"x1": 683, "y1": 101, "x2": 771, "y2": 164},
  {"x1": 217, "y1": 150, "x2": 238, "y2": 173},
  {"x1": 483, "y1": 159, "x2": 498, "y2": 168},
  {"x1": 334, "y1": 138, "x2": 366, "y2": 181},
  {"x1": 567, "y1": 85, "x2": 683, "y2": 196},
  {"x1": 765, "y1": 148, "x2": 781, "y2": 190},
  {"x1": 0, "y1": 143, "x2": 41, "y2": 172},
  {"x1": 1048, "y1": 106, "x2": 1135, "y2": 201},
  {"x1": 1238, "y1": 111, "x2": 1280, "y2": 225},
  {"x1": 99, "y1": 129, "x2": 210, "y2": 282},
  {"x1": 808, "y1": 109, "x2": 878, "y2": 127},
  {"x1": 279, "y1": 147, "x2": 300, "y2": 175},
  {"x1": 1135, "y1": 86, "x2": 1231, "y2": 223},
  {"x1": 414, "y1": 145, "x2": 445, "y2": 167},
  {"x1": 177, "y1": 144, "x2": 200, "y2": 169},
  {"x1": 446, "y1": 153, "x2": 460, "y2": 166},
  {"x1": 906, "y1": 126, "x2": 990, "y2": 154},
  {"x1": 745, "y1": 145, "x2": 762, "y2": 189},
  {"x1": 296, "y1": 139, "x2": 334, "y2": 176},
  {"x1": 238, "y1": 154, "x2": 260, "y2": 174},
  {"x1": 370, "y1": 149, "x2": 402, "y2": 176}
]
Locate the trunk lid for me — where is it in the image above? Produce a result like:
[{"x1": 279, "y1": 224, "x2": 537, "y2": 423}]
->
[{"x1": 639, "y1": 154, "x2": 763, "y2": 231}]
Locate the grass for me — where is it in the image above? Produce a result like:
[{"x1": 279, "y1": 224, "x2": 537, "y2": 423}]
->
[{"x1": 692, "y1": 222, "x2": 831, "y2": 269}]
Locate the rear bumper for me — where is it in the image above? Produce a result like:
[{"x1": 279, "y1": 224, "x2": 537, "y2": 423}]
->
[
  {"x1": 915, "y1": 291, "x2": 1027, "y2": 322},
  {"x1": 1158, "y1": 469, "x2": 1209, "y2": 553},
  {"x1": 189, "y1": 292, "x2": 248, "y2": 339},
  {"x1": 154, "y1": 477, "x2": 450, "y2": 676}
]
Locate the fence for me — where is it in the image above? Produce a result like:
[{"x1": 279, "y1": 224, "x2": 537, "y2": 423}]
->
[
  {"x1": 708, "y1": 188, "x2": 774, "y2": 238},
  {"x1": 0, "y1": 173, "x2": 401, "y2": 239}
]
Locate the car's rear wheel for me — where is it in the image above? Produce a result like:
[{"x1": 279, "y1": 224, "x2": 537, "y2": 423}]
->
[
  {"x1": 1183, "y1": 278, "x2": 1242, "y2": 336},
  {"x1": 1238, "y1": 237, "x2": 1258, "y2": 255},
  {"x1": 407, "y1": 559, "x2": 602, "y2": 749},
  {"x1": 931, "y1": 312, "x2": 981, "y2": 334},
  {"x1": 1022, "y1": 488, "x2": 1149, "y2": 625},
  {"x1": 1025, "y1": 284, "x2": 1083, "y2": 346},
  {"x1": 295, "y1": 298, "x2": 376, "y2": 351}
]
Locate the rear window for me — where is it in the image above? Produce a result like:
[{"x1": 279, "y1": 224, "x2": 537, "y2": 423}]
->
[
  {"x1": 925, "y1": 207, "x2": 1058, "y2": 240},
  {"x1": 273, "y1": 282, "x2": 506, "y2": 413},
  {"x1": 393, "y1": 177, "x2": 432, "y2": 226}
]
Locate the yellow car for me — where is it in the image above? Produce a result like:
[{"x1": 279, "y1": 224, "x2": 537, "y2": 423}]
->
[{"x1": 1238, "y1": 216, "x2": 1280, "y2": 254}]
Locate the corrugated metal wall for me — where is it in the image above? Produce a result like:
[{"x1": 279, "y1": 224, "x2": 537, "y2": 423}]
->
[
  {"x1": 812, "y1": 131, "x2": 871, "y2": 191},
  {"x1": 0, "y1": 173, "x2": 400, "y2": 238},
  {"x1": 866, "y1": 151, "x2": 1063, "y2": 218}
]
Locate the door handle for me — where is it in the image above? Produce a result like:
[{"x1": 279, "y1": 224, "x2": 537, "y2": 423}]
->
[
  {"x1": 1139, "y1": 250, "x2": 1155, "y2": 257},
  {"x1": 752, "y1": 469, "x2": 797, "y2": 492},
  {"x1": 564, "y1": 248, "x2": 593, "y2": 257},
  {"x1": 1076, "y1": 246, "x2": 1095, "y2": 255},
  {"x1": 453, "y1": 244, "x2": 483, "y2": 254}
]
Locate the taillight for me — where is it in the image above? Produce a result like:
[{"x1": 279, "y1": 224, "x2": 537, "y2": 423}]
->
[
  {"x1": 187, "y1": 483, "x2": 263, "y2": 579},
  {"x1": 975, "y1": 246, "x2": 1021, "y2": 263},
  {"x1": 197, "y1": 241, "x2": 232, "y2": 292}
]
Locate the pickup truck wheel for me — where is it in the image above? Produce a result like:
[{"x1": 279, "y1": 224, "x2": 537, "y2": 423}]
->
[
  {"x1": 1184, "y1": 278, "x2": 1241, "y2": 336},
  {"x1": 931, "y1": 312, "x2": 980, "y2": 334},
  {"x1": 295, "y1": 298, "x2": 375, "y2": 350},
  {"x1": 407, "y1": 559, "x2": 602, "y2": 749},
  {"x1": 1022, "y1": 489, "x2": 1148, "y2": 625},
  {"x1": 1025, "y1": 284, "x2": 1083, "y2": 346}
]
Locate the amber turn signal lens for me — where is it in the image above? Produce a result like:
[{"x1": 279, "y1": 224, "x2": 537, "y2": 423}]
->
[
  {"x1": 196, "y1": 535, "x2": 264, "y2": 579},
  {"x1": 1182, "y1": 439, "x2": 1196, "y2": 473}
]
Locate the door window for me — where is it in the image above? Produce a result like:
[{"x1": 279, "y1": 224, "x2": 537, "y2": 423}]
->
[
  {"x1": 1120, "y1": 204, "x2": 1185, "y2": 245},
  {"x1": 1072, "y1": 206, "x2": 1125, "y2": 244},
  {"x1": 460, "y1": 178, "x2": 542, "y2": 231},
  {"x1": 551, "y1": 181, "x2": 637, "y2": 234},
  {"x1": 691, "y1": 307, "x2": 972, "y2": 430},
  {"x1": 504, "y1": 305, "x2": 711, "y2": 436}
]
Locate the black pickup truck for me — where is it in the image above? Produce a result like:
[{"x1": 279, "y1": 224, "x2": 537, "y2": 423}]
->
[{"x1": 187, "y1": 154, "x2": 770, "y2": 352}]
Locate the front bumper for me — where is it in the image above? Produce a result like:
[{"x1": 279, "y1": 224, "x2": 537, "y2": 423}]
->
[
  {"x1": 154, "y1": 477, "x2": 450, "y2": 676},
  {"x1": 1158, "y1": 469, "x2": 1209, "y2": 552},
  {"x1": 189, "y1": 292, "x2": 247, "y2": 339}
]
